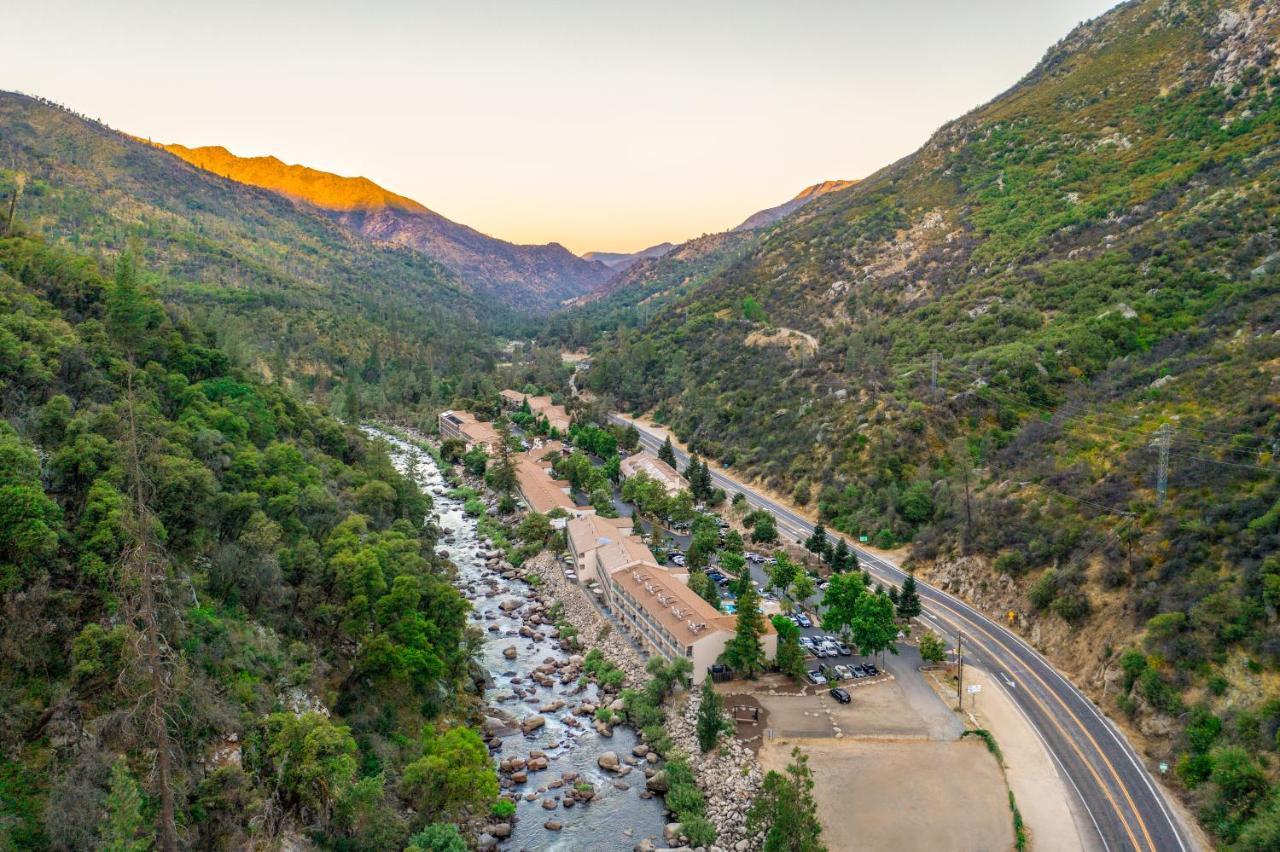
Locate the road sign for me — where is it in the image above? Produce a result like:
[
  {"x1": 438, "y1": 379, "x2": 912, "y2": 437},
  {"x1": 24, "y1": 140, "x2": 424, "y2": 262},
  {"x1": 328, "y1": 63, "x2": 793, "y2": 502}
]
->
[
  {"x1": 967, "y1": 684, "x2": 982, "y2": 695},
  {"x1": 859, "y1": 535, "x2": 869, "y2": 543}
]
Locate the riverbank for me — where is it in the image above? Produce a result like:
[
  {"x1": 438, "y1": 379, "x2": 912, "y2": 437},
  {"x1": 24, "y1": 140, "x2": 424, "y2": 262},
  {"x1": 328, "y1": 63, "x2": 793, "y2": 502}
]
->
[
  {"x1": 519, "y1": 526, "x2": 765, "y2": 851},
  {"x1": 370, "y1": 426, "x2": 669, "y2": 850},
  {"x1": 379, "y1": 424, "x2": 768, "y2": 851}
]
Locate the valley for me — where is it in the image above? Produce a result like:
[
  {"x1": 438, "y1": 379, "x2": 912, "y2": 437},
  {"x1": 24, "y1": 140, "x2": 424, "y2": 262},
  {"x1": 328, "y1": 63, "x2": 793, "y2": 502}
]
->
[{"x1": 3, "y1": 0, "x2": 1280, "y2": 850}]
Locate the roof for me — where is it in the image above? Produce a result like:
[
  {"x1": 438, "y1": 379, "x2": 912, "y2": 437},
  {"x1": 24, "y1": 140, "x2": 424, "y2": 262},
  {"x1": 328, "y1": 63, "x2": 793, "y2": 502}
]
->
[
  {"x1": 500, "y1": 389, "x2": 527, "y2": 404},
  {"x1": 619, "y1": 453, "x2": 688, "y2": 493},
  {"x1": 441, "y1": 410, "x2": 500, "y2": 447},
  {"x1": 515, "y1": 457, "x2": 578, "y2": 514},
  {"x1": 567, "y1": 514, "x2": 633, "y2": 557},
  {"x1": 593, "y1": 537, "x2": 659, "y2": 576},
  {"x1": 525, "y1": 440, "x2": 565, "y2": 462},
  {"x1": 610, "y1": 564, "x2": 731, "y2": 647}
]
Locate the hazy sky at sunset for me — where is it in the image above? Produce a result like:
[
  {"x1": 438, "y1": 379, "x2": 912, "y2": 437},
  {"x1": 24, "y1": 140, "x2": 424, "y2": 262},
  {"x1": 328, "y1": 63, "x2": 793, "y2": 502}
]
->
[{"x1": 8, "y1": 1, "x2": 1118, "y2": 253}]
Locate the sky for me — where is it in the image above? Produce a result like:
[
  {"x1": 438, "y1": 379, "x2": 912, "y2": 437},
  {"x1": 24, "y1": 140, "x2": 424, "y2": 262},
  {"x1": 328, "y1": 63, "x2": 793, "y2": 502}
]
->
[{"x1": 7, "y1": 0, "x2": 1119, "y2": 254}]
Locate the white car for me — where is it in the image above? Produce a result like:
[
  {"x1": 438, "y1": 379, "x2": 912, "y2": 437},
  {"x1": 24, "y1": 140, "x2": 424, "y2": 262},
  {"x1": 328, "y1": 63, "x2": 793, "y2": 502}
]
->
[{"x1": 806, "y1": 670, "x2": 828, "y2": 685}]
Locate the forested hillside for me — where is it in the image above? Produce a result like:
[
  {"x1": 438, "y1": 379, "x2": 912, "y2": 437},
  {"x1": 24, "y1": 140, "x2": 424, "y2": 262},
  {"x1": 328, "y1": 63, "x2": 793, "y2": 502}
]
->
[
  {"x1": 579, "y1": 1, "x2": 1280, "y2": 843},
  {"x1": 163, "y1": 144, "x2": 613, "y2": 312},
  {"x1": 0, "y1": 235, "x2": 494, "y2": 849},
  {"x1": 0, "y1": 91, "x2": 503, "y2": 423}
]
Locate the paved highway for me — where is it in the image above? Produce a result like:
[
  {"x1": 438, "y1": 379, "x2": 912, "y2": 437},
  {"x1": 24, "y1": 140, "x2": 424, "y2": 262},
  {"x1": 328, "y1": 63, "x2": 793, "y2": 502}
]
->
[{"x1": 609, "y1": 413, "x2": 1196, "y2": 852}]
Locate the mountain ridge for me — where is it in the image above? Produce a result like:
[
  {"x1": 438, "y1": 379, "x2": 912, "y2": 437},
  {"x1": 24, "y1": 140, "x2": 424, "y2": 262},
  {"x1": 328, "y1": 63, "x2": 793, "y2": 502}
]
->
[
  {"x1": 162, "y1": 142, "x2": 613, "y2": 310},
  {"x1": 733, "y1": 178, "x2": 858, "y2": 231},
  {"x1": 574, "y1": 2, "x2": 1280, "y2": 844}
]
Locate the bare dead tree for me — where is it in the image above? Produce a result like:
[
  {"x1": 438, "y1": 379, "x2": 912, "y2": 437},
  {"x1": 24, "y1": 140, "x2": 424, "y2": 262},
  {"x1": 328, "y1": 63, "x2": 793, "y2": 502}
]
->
[
  {"x1": 4, "y1": 171, "x2": 25, "y2": 236},
  {"x1": 118, "y1": 364, "x2": 181, "y2": 852}
]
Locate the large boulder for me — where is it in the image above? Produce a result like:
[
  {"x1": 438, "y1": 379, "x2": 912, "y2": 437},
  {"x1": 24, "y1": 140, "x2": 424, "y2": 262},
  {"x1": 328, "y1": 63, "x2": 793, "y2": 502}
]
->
[
  {"x1": 520, "y1": 715, "x2": 546, "y2": 735},
  {"x1": 597, "y1": 750, "x2": 620, "y2": 771},
  {"x1": 645, "y1": 770, "x2": 669, "y2": 793}
]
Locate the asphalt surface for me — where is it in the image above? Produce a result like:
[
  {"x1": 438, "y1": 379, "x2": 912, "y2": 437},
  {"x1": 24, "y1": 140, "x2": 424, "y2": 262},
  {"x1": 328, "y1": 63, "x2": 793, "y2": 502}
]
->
[{"x1": 609, "y1": 413, "x2": 1196, "y2": 852}]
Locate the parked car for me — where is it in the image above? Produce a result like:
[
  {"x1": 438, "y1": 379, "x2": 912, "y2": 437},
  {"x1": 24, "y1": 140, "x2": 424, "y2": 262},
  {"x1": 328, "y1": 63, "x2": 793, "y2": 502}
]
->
[
  {"x1": 832, "y1": 664, "x2": 853, "y2": 680},
  {"x1": 850, "y1": 665, "x2": 869, "y2": 678},
  {"x1": 806, "y1": 670, "x2": 828, "y2": 685},
  {"x1": 671, "y1": 554, "x2": 686, "y2": 566},
  {"x1": 814, "y1": 646, "x2": 830, "y2": 659},
  {"x1": 837, "y1": 643, "x2": 853, "y2": 656},
  {"x1": 798, "y1": 636, "x2": 816, "y2": 649},
  {"x1": 864, "y1": 663, "x2": 880, "y2": 676},
  {"x1": 794, "y1": 613, "x2": 812, "y2": 628},
  {"x1": 829, "y1": 687, "x2": 852, "y2": 704}
]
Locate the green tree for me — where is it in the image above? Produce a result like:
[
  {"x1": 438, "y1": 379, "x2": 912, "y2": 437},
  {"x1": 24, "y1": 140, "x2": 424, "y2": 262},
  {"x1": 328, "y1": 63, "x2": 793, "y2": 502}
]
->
[
  {"x1": 103, "y1": 757, "x2": 154, "y2": 852},
  {"x1": 820, "y1": 572, "x2": 867, "y2": 639},
  {"x1": 897, "y1": 481, "x2": 934, "y2": 526},
  {"x1": 405, "y1": 823, "x2": 468, "y2": 852},
  {"x1": 696, "y1": 678, "x2": 729, "y2": 752},
  {"x1": 723, "y1": 528, "x2": 744, "y2": 554},
  {"x1": 659, "y1": 436, "x2": 677, "y2": 468},
  {"x1": 790, "y1": 572, "x2": 816, "y2": 605},
  {"x1": 688, "y1": 570, "x2": 721, "y2": 610},
  {"x1": 666, "y1": 489, "x2": 696, "y2": 524},
  {"x1": 918, "y1": 632, "x2": 947, "y2": 665},
  {"x1": 852, "y1": 591, "x2": 899, "y2": 663},
  {"x1": 485, "y1": 422, "x2": 517, "y2": 493},
  {"x1": 516, "y1": 512, "x2": 554, "y2": 548},
  {"x1": 768, "y1": 552, "x2": 799, "y2": 595},
  {"x1": 747, "y1": 747, "x2": 826, "y2": 852},
  {"x1": 401, "y1": 725, "x2": 498, "y2": 821},
  {"x1": 897, "y1": 574, "x2": 922, "y2": 620},
  {"x1": 263, "y1": 712, "x2": 358, "y2": 827},
  {"x1": 805, "y1": 523, "x2": 829, "y2": 559},
  {"x1": 771, "y1": 615, "x2": 807, "y2": 680},
  {"x1": 751, "y1": 512, "x2": 777, "y2": 544},
  {"x1": 830, "y1": 538, "x2": 852, "y2": 572},
  {"x1": 724, "y1": 582, "x2": 767, "y2": 678}
]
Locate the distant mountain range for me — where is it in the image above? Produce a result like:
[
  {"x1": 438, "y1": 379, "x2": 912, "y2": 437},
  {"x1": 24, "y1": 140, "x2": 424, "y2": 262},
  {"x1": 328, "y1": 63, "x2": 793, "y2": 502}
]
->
[
  {"x1": 162, "y1": 143, "x2": 613, "y2": 310},
  {"x1": 581, "y1": 242, "x2": 676, "y2": 272}
]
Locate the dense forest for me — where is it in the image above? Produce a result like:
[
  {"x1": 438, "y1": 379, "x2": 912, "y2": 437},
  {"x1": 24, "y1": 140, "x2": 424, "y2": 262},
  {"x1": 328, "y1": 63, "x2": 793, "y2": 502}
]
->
[
  {"x1": 0, "y1": 91, "x2": 510, "y2": 428},
  {"x1": 0, "y1": 234, "x2": 496, "y2": 849},
  {"x1": 573, "y1": 0, "x2": 1280, "y2": 844}
]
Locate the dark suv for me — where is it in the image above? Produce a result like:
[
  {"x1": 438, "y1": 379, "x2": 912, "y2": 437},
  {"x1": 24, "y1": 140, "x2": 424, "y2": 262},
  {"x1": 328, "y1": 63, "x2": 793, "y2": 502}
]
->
[{"x1": 829, "y1": 687, "x2": 851, "y2": 704}]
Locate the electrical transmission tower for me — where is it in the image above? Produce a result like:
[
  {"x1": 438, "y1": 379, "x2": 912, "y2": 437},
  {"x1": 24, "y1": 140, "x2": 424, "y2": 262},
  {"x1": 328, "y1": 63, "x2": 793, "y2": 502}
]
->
[{"x1": 1154, "y1": 423, "x2": 1172, "y2": 507}]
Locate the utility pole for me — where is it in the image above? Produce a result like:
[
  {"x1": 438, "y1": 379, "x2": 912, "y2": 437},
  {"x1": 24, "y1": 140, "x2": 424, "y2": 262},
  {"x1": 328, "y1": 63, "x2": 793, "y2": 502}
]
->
[
  {"x1": 1154, "y1": 423, "x2": 1172, "y2": 507},
  {"x1": 955, "y1": 630, "x2": 965, "y2": 710}
]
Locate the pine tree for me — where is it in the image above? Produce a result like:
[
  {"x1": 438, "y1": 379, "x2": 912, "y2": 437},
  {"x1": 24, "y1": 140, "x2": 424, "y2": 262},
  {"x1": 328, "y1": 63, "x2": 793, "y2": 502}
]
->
[
  {"x1": 805, "y1": 523, "x2": 829, "y2": 558},
  {"x1": 897, "y1": 574, "x2": 922, "y2": 620},
  {"x1": 104, "y1": 756, "x2": 153, "y2": 852},
  {"x1": 724, "y1": 582, "x2": 767, "y2": 678},
  {"x1": 697, "y1": 678, "x2": 728, "y2": 752},
  {"x1": 747, "y1": 747, "x2": 826, "y2": 852},
  {"x1": 659, "y1": 435, "x2": 677, "y2": 468},
  {"x1": 831, "y1": 538, "x2": 850, "y2": 572}
]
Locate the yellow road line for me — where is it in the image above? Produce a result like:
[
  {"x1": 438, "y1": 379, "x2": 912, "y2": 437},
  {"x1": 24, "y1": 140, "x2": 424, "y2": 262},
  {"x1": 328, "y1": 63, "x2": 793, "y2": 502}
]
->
[{"x1": 922, "y1": 601, "x2": 1151, "y2": 851}]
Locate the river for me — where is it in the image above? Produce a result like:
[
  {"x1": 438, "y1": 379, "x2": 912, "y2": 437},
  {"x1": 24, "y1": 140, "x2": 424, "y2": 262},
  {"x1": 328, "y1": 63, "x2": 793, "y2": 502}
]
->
[{"x1": 369, "y1": 428, "x2": 669, "y2": 851}]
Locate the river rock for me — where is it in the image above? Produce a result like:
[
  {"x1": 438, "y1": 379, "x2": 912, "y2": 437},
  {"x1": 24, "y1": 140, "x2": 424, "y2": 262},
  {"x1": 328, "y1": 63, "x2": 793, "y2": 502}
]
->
[
  {"x1": 520, "y1": 715, "x2": 545, "y2": 734},
  {"x1": 545, "y1": 820, "x2": 562, "y2": 830},
  {"x1": 664, "y1": 822, "x2": 683, "y2": 843},
  {"x1": 645, "y1": 770, "x2": 669, "y2": 793},
  {"x1": 597, "y1": 750, "x2": 619, "y2": 771},
  {"x1": 541, "y1": 798, "x2": 557, "y2": 810},
  {"x1": 503, "y1": 646, "x2": 518, "y2": 659}
]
